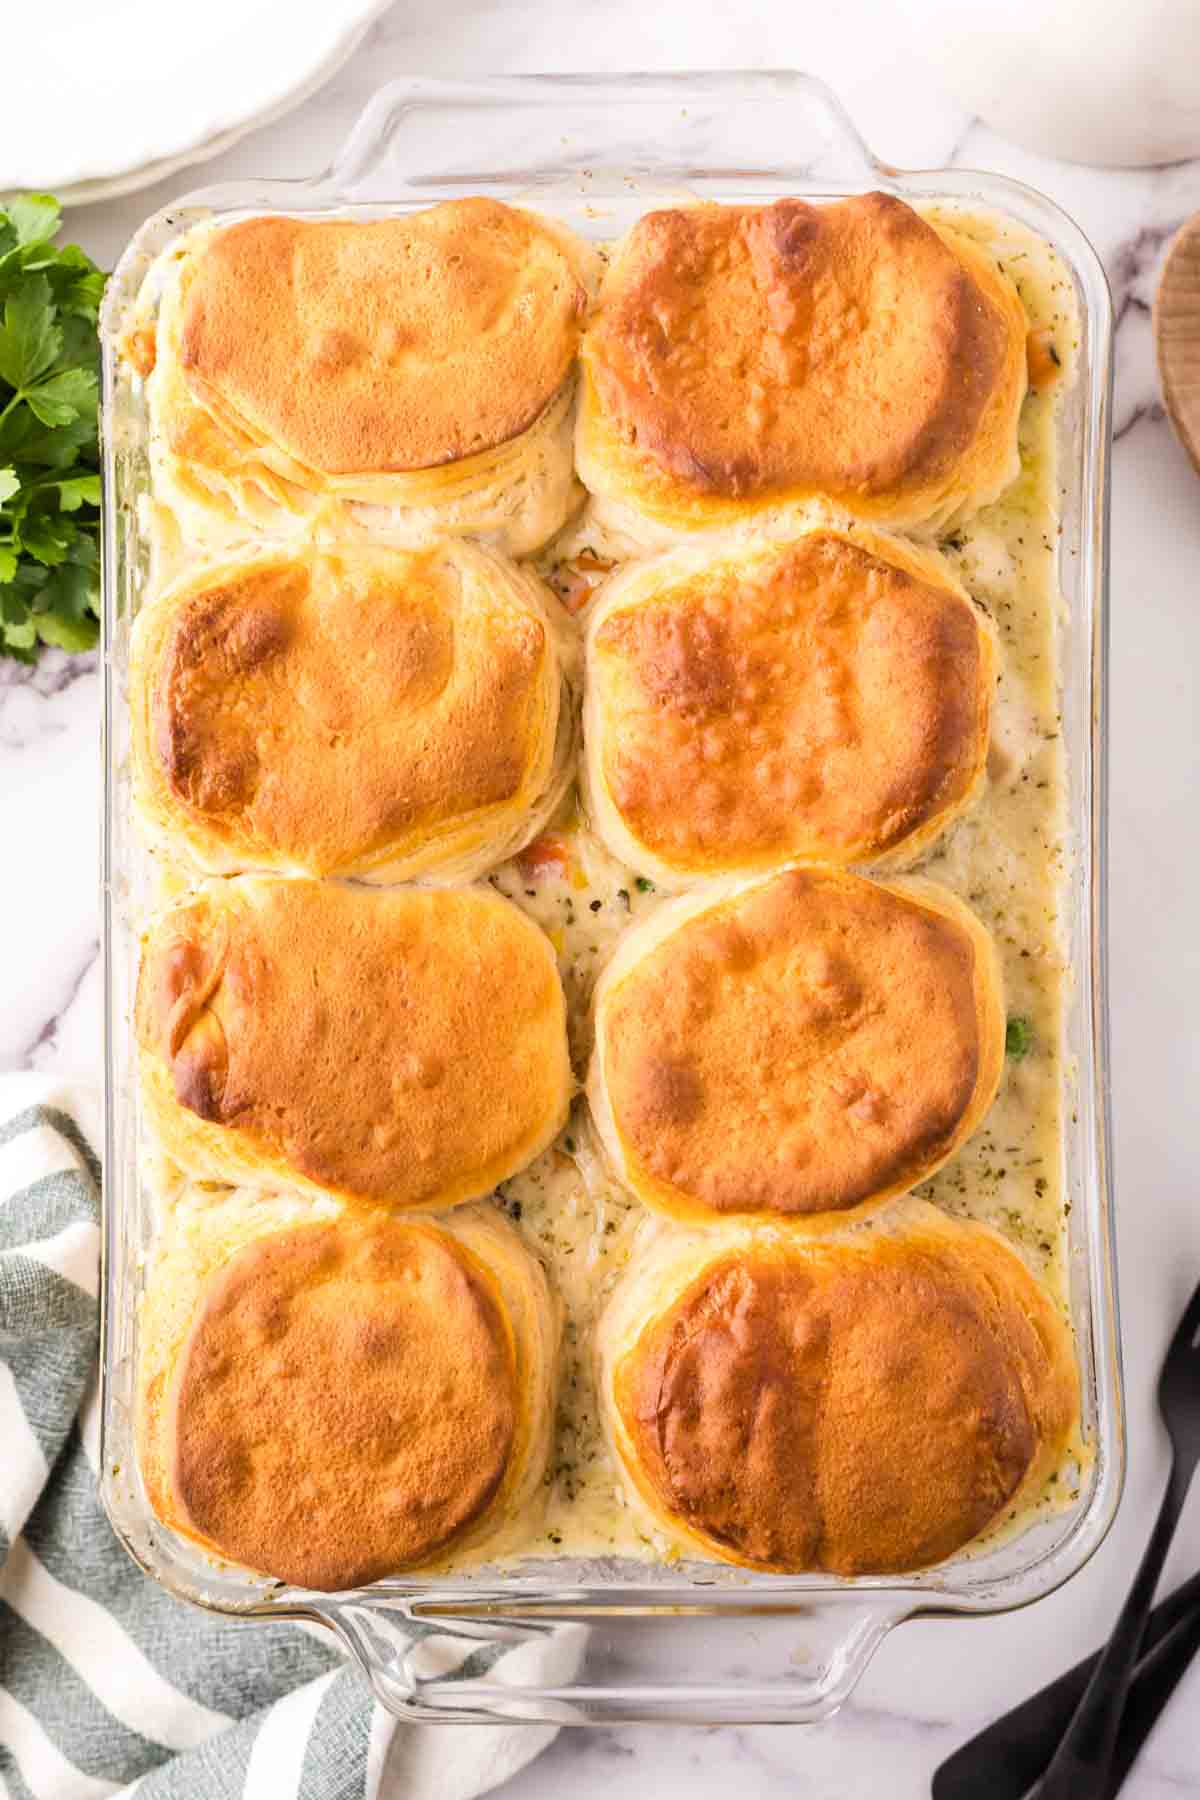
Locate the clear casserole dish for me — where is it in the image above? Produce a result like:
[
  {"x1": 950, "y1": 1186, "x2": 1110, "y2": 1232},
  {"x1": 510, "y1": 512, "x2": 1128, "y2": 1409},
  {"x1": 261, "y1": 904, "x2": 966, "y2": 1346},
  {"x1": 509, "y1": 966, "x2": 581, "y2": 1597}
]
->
[{"x1": 98, "y1": 70, "x2": 1119, "y2": 1725}]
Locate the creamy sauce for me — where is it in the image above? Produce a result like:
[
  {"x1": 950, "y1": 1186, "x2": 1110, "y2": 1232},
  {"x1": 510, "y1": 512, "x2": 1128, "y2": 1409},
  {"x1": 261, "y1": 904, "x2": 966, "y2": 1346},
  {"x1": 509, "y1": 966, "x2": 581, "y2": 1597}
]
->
[{"x1": 485, "y1": 206, "x2": 1082, "y2": 1561}]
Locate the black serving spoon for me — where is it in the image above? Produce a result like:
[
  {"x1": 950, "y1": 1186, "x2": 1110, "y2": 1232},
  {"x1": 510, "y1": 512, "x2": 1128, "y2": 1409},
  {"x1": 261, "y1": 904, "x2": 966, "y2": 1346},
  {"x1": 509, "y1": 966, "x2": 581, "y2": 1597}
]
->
[
  {"x1": 1105, "y1": 1597, "x2": 1200, "y2": 1797},
  {"x1": 934, "y1": 1278, "x2": 1200, "y2": 1800},
  {"x1": 932, "y1": 1572, "x2": 1200, "y2": 1799}
]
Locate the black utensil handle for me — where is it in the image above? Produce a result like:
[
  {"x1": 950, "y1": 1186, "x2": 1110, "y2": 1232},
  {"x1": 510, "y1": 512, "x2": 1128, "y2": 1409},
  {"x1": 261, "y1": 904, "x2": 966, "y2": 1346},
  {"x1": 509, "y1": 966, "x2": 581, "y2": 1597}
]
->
[
  {"x1": 1034, "y1": 1460, "x2": 1193, "y2": 1798},
  {"x1": 932, "y1": 1564, "x2": 1200, "y2": 1800},
  {"x1": 1105, "y1": 1602, "x2": 1200, "y2": 1798}
]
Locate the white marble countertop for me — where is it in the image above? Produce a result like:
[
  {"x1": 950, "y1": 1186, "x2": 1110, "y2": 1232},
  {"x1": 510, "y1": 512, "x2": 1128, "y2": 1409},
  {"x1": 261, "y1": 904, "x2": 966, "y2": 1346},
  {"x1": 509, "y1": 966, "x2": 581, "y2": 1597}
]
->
[{"x1": 6, "y1": 4, "x2": 1200, "y2": 1795}]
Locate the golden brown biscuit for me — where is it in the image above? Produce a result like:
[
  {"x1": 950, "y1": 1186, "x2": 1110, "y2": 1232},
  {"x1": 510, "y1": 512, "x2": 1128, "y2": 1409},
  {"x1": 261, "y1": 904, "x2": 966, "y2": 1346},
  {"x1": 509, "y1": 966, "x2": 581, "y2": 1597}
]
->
[
  {"x1": 142, "y1": 202, "x2": 600, "y2": 555},
  {"x1": 130, "y1": 540, "x2": 574, "y2": 882},
  {"x1": 577, "y1": 194, "x2": 1027, "y2": 540},
  {"x1": 136, "y1": 878, "x2": 571, "y2": 1210},
  {"x1": 588, "y1": 865, "x2": 1004, "y2": 1224},
  {"x1": 599, "y1": 1207, "x2": 1078, "y2": 1574},
  {"x1": 583, "y1": 526, "x2": 994, "y2": 883},
  {"x1": 176, "y1": 207, "x2": 582, "y2": 473},
  {"x1": 138, "y1": 1201, "x2": 559, "y2": 1588}
]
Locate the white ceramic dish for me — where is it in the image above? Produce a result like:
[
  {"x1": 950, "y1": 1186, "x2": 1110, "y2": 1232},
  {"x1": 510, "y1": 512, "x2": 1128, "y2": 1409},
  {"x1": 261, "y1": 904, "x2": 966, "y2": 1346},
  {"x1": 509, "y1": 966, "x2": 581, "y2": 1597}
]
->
[{"x1": 1, "y1": 0, "x2": 391, "y2": 206}]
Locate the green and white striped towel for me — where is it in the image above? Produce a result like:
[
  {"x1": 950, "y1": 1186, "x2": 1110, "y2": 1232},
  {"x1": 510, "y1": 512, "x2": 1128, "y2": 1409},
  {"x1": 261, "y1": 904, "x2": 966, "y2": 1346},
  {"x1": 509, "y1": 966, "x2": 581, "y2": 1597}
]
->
[{"x1": 0, "y1": 1076, "x2": 559, "y2": 1800}]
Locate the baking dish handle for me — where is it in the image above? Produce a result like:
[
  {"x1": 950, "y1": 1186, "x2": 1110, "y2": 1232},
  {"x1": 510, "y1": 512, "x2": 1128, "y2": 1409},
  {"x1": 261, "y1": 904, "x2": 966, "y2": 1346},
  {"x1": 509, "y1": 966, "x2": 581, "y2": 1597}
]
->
[
  {"x1": 312, "y1": 1590, "x2": 912, "y2": 1724},
  {"x1": 323, "y1": 71, "x2": 887, "y2": 207}
]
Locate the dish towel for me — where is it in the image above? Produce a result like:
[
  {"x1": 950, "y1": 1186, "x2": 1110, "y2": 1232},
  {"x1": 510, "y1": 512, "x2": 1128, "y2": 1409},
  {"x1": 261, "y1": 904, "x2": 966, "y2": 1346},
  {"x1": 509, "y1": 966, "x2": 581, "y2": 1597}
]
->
[{"x1": 0, "y1": 1075, "x2": 561, "y2": 1800}]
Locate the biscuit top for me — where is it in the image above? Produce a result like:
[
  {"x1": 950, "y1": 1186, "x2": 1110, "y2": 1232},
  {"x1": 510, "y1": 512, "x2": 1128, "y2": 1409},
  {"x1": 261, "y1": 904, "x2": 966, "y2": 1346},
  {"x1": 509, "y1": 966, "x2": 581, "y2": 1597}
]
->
[
  {"x1": 176, "y1": 200, "x2": 588, "y2": 473},
  {"x1": 587, "y1": 531, "x2": 990, "y2": 872},
  {"x1": 582, "y1": 193, "x2": 1017, "y2": 506},
  {"x1": 135, "y1": 878, "x2": 570, "y2": 1210},
  {"x1": 139, "y1": 544, "x2": 556, "y2": 876},
  {"x1": 614, "y1": 1223, "x2": 1078, "y2": 1574},
  {"x1": 597, "y1": 867, "x2": 995, "y2": 1217},
  {"x1": 167, "y1": 1219, "x2": 516, "y2": 1588}
]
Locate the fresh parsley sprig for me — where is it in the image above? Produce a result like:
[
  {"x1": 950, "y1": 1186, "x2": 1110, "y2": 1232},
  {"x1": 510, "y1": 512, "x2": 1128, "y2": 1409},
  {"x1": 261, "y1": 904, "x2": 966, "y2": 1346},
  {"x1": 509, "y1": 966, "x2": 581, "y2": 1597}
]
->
[{"x1": 0, "y1": 194, "x2": 104, "y2": 660}]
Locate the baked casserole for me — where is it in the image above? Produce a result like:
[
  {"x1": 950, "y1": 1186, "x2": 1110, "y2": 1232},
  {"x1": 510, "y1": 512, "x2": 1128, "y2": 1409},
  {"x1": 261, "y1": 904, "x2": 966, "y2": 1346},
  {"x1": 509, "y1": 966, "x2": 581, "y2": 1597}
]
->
[{"x1": 121, "y1": 190, "x2": 1083, "y2": 1589}]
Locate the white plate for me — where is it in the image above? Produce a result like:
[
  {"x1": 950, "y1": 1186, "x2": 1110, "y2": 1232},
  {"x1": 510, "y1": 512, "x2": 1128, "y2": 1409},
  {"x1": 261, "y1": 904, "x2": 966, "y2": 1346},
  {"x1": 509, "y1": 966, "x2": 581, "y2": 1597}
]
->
[{"x1": 2, "y1": 0, "x2": 393, "y2": 206}]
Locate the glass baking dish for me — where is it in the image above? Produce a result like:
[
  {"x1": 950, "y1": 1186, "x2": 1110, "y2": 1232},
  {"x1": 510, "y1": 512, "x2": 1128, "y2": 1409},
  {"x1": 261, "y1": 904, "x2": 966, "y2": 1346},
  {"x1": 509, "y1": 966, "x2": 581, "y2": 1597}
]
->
[{"x1": 98, "y1": 70, "x2": 1119, "y2": 1725}]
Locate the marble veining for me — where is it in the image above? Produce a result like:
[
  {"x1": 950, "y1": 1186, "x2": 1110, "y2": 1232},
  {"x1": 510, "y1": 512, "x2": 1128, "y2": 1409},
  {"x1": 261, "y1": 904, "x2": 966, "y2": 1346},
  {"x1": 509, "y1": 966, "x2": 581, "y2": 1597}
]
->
[
  {"x1": 5, "y1": 6, "x2": 1200, "y2": 1796},
  {"x1": 0, "y1": 649, "x2": 98, "y2": 748},
  {"x1": 23, "y1": 938, "x2": 100, "y2": 1069}
]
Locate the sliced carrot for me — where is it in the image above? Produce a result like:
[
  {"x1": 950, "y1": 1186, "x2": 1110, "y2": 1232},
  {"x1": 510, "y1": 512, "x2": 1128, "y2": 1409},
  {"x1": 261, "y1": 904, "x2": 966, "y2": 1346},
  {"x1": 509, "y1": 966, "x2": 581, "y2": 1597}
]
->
[
  {"x1": 516, "y1": 833, "x2": 573, "y2": 880},
  {"x1": 559, "y1": 571, "x2": 596, "y2": 615},
  {"x1": 552, "y1": 550, "x2": 617, "y2": 615},
  {"x1": 122, "y1": 324, "x2": 157, "y2": 379},
  {"x1": 1026, "y1": 328, "x2": 1062, "y2": 391}
]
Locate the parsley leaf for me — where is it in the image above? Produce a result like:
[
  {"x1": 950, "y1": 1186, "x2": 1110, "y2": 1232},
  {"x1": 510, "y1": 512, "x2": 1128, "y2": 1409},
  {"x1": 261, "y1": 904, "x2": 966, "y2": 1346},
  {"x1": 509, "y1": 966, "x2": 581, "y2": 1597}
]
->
[
  {"x1": 0, "y1": 196, "x2": 103, "y2": 658},
  {"x1": 7, "y1": 193, "x2": 60, "y2": 251},
  {"x1": 23, "y1": 366, "x2": 97, "y2": 428},
  {"x1": 0, "y1": 277, "x2": 61, "y2": 389},
  {"x1": 51, "y1": 473, "x2": 101, "y2": 511},
  {"x1": 19, "y1": 509, "x2": 76, "y2": 566}
]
